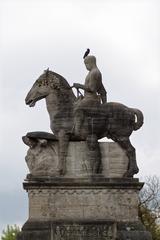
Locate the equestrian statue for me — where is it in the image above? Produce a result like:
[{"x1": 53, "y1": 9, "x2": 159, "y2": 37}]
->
[{"x1": 25, "y1": 50, "x2": 144, "y2": 177}]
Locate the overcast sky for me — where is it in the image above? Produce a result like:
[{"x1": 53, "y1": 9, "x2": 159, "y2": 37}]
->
[{"x1": 0, "y1": 0, "x2": 160, "y2": 235}]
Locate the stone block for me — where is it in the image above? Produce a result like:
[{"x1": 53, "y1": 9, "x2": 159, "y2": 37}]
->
[
  {"x1": 25, "y1": 179, "x2": 140, "y2": 222},
  {"x1": 25, "y1": 141, "x2": 128, "y2": 178}
]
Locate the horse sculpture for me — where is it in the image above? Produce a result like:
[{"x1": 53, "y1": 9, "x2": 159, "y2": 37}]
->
[{"x1": 25, "y1": 70, "x2": 144, "y2": 177}]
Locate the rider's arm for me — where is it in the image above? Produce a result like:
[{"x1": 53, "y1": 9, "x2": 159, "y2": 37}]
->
[
  {"x1": 87, "y1": 70, "x2": 102, "y2": 93},
  {"x1": 73, "y1": 69, "x2": 103, "y2": 93},
  {"x1": 73, "y1": 83, "x2": 93, "y2": 92}
]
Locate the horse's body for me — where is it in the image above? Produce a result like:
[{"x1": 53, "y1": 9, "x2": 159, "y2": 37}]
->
[{"x1": 25, "y1": 70, "x2": 143, "y2": 177}]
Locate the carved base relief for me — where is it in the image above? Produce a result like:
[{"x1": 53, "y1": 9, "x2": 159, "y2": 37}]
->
[
  {"x1": 25, "y1": 141, "x2": 128, "y2": 178},
  {"x1": 28, "y1": 187, "x2": 138, "y2": 222}
]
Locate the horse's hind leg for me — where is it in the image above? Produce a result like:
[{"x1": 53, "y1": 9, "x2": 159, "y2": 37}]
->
[{"x1": 117, "y1": 138, "x2": 139, "y2": 177}]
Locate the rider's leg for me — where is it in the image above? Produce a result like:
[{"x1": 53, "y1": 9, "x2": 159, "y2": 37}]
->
[{"x1": 74, "y1": 109, "x2": 84, "y2": 136}]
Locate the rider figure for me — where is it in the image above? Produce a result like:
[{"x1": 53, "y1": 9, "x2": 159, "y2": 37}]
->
[{"x1": 73, "y1": 53, "x2": 107, "y2": 136}]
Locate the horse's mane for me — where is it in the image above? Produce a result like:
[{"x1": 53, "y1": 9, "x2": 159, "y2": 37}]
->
[
  {"x1": 49, "y1": 71, "x2": 71, "y2": 89},
  {"x1": 47, "y1": 71, "x2": 76, "y2": 101}
]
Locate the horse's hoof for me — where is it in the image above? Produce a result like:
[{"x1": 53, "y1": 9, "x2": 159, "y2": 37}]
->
[
  {"x1": 123, "y1": 167, "x2": 139, "y2": 178},
  {"x1": 123, "y1": 172, "x2": 133, "y2": 178}
]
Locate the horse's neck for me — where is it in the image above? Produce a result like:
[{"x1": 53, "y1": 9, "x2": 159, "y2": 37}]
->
[
  {"x1": 45, "y1": 92, "x2": 74, "y2": 118},
  {"x1": 45, "y1": 94, "x2": 57, "y2": 118}
]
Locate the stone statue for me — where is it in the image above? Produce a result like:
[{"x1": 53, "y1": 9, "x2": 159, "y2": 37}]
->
[
  {"x1": 22, "y1": 134, "x2": 59, "y2": 176},
  {"x1": 19, "y1": 51, "x2": 152, "y2": 240},
  {"x1": 25, "y1": 52, "x2": 144, "y2": 177},
  {"x1": 73, "y1": 53, "x2": 107, "y2": 136}
]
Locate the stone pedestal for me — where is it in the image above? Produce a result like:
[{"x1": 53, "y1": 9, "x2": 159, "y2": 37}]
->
[
  {"x1": 18, "y1": 142, "x2": 152, "y2": 240},
  {"x1": 25, "y1": 141, "x2": 129, "y2": 178}
]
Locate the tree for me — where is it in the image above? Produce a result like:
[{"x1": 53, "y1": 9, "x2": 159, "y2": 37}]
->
[
  {"x1": 139, "y1": 176, "x2": 160, "y2": 240},
  {"x1": 1, "y1": 225, "x2": 20, "y2": 240}
]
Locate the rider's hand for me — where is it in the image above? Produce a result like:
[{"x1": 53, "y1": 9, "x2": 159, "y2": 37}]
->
[{"x1": 73, "y1": 83, "x2": 81, "y2": 89}]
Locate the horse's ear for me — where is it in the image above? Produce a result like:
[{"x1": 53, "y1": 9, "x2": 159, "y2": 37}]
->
[{"x1": 44, "y1": 68, "x2": 49, "y2": 77}]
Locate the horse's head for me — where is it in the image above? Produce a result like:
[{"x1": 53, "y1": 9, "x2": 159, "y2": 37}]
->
[
  {"x1": 25, "y1": 69, "x2": 51, "y2": 107},
  {"x1": 25, "y1": 69, "x2": 74, "y2": 107}
]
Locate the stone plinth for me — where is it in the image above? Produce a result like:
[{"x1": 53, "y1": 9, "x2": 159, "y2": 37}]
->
[
  {"x1": 25, "y1": 141, "x2": 128, "y2": 178},
  {"x1": 18, "y1": 142, "x2": 152, "y2": 240},
  {"x1": 17, "y1": 177, "x2": 152, "y2": 240},
  {"x1": 25, "y1": 178, "x2": 140, "y2": 222}
]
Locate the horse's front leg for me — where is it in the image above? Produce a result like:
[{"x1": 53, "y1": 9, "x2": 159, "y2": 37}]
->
[{"x1": 57, "y1": 129, "x2": 69, "y2": 176}]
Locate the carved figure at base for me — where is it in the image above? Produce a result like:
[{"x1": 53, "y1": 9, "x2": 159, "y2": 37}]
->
[
  {"x1": 22, "y1": 135, "x2": 59, "y2": 176},
  {"x1": 25, "y1": 51, "x2": 143, "y2": 177}
]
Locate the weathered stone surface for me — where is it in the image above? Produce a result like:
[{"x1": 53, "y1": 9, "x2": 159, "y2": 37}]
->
[
  {"x1": 24, "y1": 140, "x2": 128, "y2": 178},
  {"x1": 100, "y1": 142, "x2": 128, "y2": 178},
  {"x1": 25, "y1": 179, "x2": 139, "y2": 222},
  {"x1": 17, "y1": 220, "x2": 117, "y2": 240},
  {"x1": 28, "y1": 188, "x2": 138, "y2": 221},
  {"x1": 17, "y1": 220, "x2": 152, "y2": 240},
  {"x1": 18, "y1": 179, "x2": 152, "y2": 240}
]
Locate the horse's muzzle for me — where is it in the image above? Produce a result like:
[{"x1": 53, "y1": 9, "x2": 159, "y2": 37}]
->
[{"x1": 25, "y1": 98, "x2": 36, "y2": 107}]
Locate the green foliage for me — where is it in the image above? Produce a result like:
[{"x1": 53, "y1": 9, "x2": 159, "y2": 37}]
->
[
  {"x1": 139, "y1": 176, "x2": 160, "y2": 240},
  {"x1": 1, "y1": 225, "x2": 20, "y2": 240},
  {"x1": 139, "y1": 205, "x2": 160, "y2": 240}
]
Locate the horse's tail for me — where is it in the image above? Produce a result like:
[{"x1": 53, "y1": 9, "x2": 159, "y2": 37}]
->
[{"x1": 130, "y1": 108, "x2": 144, "y2": 130}]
